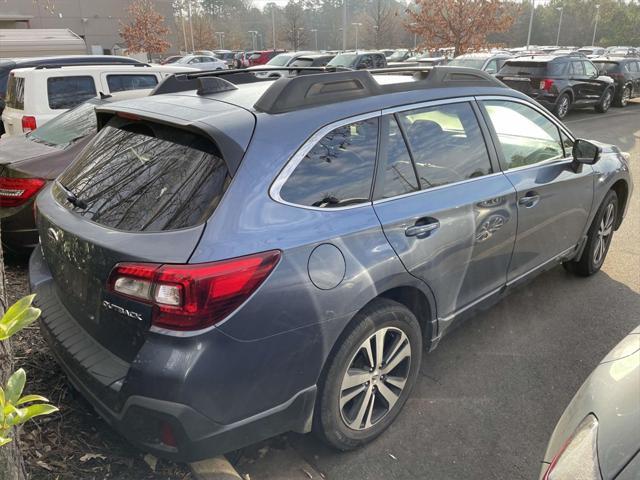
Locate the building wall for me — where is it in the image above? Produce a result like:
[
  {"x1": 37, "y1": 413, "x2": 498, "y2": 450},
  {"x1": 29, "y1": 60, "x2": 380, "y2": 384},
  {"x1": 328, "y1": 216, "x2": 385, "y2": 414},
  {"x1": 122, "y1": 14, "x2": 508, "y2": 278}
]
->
[{"x1": 0, "y1": 0, "x2": 180, "y2": 54}]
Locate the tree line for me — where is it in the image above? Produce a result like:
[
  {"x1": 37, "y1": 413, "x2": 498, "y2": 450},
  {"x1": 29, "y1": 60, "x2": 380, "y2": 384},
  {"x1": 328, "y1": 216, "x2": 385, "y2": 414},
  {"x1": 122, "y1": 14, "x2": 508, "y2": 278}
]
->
[{"x1": 170, "y1": 0, "x2": 640, "y2": 54}]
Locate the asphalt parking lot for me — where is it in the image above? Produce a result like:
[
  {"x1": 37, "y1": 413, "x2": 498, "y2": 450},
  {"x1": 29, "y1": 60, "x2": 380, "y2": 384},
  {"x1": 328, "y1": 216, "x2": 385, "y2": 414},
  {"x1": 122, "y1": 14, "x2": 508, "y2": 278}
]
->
[
  {"x1": 4, "y1": 102, "x2": 639, "y2": 480},
  {"x1": 236, "y1": 103, "x2": 640, "y2": 480}
]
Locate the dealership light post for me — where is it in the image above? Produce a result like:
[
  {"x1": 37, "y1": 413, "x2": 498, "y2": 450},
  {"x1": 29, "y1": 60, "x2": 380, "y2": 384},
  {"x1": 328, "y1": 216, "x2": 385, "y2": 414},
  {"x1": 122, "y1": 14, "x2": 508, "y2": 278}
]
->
[
  {"x1": 592, "y1": 4, "x2": 600, "y2": 45},
  {"x1": 555, "y1": 7, "x2": 563, "y2": 46},
  {"x1": 352, "y1": 22, "x2": 362, "y2": 50},
  {"x1": 526, "y1": 0, "x2": 535, "y2": 49},
  {"x1": 342, "y1": 0, "x2": 347, "y2": 51},
  {"x1": 271, "y1": 7, "x2": 277, "y2": 50},
  {"x1": 311, "y1": 28, "x2": 318, "y2": 50},
  {"x1": 215, "y1": 32, "x2": 225, "y2": 49},
  {"x1": 248, "y1": 30, "x2": 258, "y2": 50}
]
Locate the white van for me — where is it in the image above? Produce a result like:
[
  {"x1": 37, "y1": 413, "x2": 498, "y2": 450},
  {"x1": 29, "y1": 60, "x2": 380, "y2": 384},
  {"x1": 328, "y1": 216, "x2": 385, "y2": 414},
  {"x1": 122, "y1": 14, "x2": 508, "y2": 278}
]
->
[{"x1": 1, "y1": 64, "x2": 197, "y2": 136}]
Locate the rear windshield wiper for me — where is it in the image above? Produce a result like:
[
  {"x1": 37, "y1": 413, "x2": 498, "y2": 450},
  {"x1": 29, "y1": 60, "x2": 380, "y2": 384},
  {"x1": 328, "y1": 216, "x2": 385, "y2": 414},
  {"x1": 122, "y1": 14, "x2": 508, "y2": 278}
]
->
[{"x1": 56, "y1": 180, "x2": 87, "y2": 210}]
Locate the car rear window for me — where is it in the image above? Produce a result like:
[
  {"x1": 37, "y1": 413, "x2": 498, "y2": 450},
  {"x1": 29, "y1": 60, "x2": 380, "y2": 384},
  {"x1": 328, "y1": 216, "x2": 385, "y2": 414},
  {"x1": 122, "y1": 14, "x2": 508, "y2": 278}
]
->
[
  {"x1": 289, "y1": 58, "x2": 314, "y2": 68},
  {"x1": 56, "y1": 122, "x2": 230, "y2": 232},
  {"x1": 106, "y1": 74, "x2": 158, "y2": 92},
  {"x1": 48, "y1": 76, "x2": 97, "y2": 110},
  {"x1": 28, "y1": 99, "x2": 101, "y2": 149},
  {"x1": 5, "y1": 74, "x2": 25, "y2": 109},
  {"x1": 499, "y1": 61, "x2": 566, "y2": 76},
  {"x1": 593, "y1": 61, "x2": 621, "y2": 74}
]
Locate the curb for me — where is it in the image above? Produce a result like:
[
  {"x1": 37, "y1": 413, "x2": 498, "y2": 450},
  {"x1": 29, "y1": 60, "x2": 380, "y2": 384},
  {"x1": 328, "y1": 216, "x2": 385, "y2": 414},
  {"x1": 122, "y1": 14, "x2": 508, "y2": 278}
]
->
[{"x1": 190, "y1": 456, "x2": 243, "y2": 480}]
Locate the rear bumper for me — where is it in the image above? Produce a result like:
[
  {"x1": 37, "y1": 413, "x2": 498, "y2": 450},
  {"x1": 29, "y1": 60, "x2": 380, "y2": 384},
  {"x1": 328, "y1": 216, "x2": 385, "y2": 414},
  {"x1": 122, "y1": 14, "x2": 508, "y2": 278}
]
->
[
  {"x1": 1, "y1": 199, "x2": 39, "y2": 253},
  {"x1": 29, "y1": 247, "x2": 316, "y2": 462}
]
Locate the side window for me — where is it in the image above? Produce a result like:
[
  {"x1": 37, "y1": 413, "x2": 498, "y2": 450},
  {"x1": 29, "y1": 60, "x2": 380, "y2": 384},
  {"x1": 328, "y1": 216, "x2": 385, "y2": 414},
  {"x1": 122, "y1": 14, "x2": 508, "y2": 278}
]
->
[
  {"x1": 570, "y1": 61, "x2": 585, "y2": 76},
  {"x1": 629, "y1": 62, "x2": 639, "y2": 73},
  {"x1": 482, "y1": 100, "x2": 566, "y2": 170},
  {"x1": 583, "y1": 61, "x2": 598, "y2": 77},
  {"x1": 378, "y1": 116, "x2": 419, "y2": 199},
  {"x1": 107, "y1": 74, "x2": 158, "y2": 93},
  {"x1": 359, "y1": 55, "x2": 373, "y2": 69},
  {"x1": 373, "y1": 55, "x2": 385, "y2": 68},
  {"x1": 561, "y1": 131, "x2": 574, "y2": 157},
  {"x1": 484, "y1": 59, "x2": 498, "y2": 74},
  {"x1": 397, "y1": 102, "x2": 492, "y2": 188},
  {"x1": 47, "y1": 76, "x2": 97, "y2": 110},
  {"x1": 279, "y1": 118, "x2": 378, "y2": 208}
]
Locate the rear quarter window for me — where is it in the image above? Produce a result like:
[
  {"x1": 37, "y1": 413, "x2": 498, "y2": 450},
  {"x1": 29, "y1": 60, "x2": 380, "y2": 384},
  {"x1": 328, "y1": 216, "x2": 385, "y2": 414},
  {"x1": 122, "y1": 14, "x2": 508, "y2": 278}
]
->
[
  {"x1": 5, "y1": 75, "x2": 25, "y2": 109},
  {"x1": 106, "y1": 74, "x2": 158, "y2": 92},
  {"x1": 56, "y1": 122, "x2": 230, "y2": 232},
  {"x1": 48, "y1": 76, "x2": 97, "y2": 110}
]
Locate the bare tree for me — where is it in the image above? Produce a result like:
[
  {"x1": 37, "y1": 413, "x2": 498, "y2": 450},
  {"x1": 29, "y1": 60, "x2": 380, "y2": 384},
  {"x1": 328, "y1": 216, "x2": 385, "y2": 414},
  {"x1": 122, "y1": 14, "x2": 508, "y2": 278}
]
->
[
  {"x1": 281, "y1": 0, "x2": 307, "y2": 50},
  {"x1": 361, "y1": 0, "x2": 397, "y2": 49}
]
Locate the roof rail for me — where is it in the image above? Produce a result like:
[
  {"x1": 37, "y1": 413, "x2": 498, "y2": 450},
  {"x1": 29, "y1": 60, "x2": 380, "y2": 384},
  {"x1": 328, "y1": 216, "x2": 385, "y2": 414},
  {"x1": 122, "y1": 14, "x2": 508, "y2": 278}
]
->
[
  {"x1": 176, "y1": 66, "x2": 350, "y2": 80},
  {"x1": 33, "y1": 62, "x2": 151, "y2": 69},
  {"x1": 254, "y1": 66, "x2": 504, "y2": 114}
]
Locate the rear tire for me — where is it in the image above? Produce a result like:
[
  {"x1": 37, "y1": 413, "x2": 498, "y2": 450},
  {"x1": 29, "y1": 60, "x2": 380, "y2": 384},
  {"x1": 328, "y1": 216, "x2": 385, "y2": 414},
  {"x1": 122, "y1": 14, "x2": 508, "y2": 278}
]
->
[
  {"x1": 595, "y1": 89, "x2": 613, "y2": 113},
  {"x1": 563, "y1": 190, "x2": 618, "y2": 276},
  {"x1": 554, "y1": 93, "x2": 571, "y2": 119},
  {"x1": 314, "y1": 298, "x2": 422, "y2": 451},
  {"x1": 615, "y1": 86, "x2": 631, "y2": 107}
]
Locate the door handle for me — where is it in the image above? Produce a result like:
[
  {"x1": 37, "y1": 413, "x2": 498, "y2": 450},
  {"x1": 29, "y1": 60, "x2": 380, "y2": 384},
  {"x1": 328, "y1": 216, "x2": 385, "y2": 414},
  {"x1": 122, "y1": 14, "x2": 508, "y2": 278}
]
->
[
  {"x1": 405, "y1": 220, "x2": 440, "y2": 237},
  {"x1": 518, "y1": 193, "x2": 540, "y2": 208}
]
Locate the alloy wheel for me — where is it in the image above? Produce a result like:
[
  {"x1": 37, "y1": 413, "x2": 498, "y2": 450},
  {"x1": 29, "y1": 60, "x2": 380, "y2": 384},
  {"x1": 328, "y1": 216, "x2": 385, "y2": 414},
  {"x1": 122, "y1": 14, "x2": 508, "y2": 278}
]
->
[
  {"x1": 557, "y1": 96, "x2": 569, "y2": 118},
  {"x1": 602, "y1": 90, "x2": 612, "y2": 110},
  {"x1": 593, "y1": 202, "x2": 615, "y2": 266},
  {"x1": 339, "y1": 327, "x2": 411, "y2": 431},
  {"x1": 622, "y1": 87, "x2": 631, "y2": 106}
]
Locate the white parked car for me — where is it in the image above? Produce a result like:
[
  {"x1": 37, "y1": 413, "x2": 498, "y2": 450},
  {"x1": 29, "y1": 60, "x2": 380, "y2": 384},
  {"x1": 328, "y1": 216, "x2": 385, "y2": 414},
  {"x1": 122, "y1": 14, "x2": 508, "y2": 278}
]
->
[
  {"x1": 172, "y1": 55, "x2": 228, "y2": 71},
  {"x1": 1, "y1": 64, "x2": 196, "y2": 136}
]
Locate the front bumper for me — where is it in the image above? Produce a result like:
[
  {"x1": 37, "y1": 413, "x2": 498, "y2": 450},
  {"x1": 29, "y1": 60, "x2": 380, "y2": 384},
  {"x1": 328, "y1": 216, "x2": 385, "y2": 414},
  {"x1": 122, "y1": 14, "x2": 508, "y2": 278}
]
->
[{"x1": 29, "y1": 248, "x2": 316, "y2": 462}]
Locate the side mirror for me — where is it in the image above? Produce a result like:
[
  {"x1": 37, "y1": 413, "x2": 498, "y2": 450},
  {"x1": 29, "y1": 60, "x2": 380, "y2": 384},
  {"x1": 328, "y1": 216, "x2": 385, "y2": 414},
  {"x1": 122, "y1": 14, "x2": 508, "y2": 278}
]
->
[{"x1": 572, "y1": 139, "x2": 601, "y2": 165}]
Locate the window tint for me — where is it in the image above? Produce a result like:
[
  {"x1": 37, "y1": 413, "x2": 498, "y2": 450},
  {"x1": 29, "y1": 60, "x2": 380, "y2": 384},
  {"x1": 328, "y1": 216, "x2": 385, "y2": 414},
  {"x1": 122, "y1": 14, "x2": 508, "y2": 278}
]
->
[
  {"x1": 570, "y1": 61, "x2": 585, "y2": 76},
  {"x1": 279, "y1": 118, "x2": 378, "y2": 208},
  {"x1": 373, "y1": 55, "x2": 386, "y2": 68},
  {"x1": 107, "y1": 74, "x2": 158, "y2": 93},
  {"x1": 484, "y1": 59, "x2": 498, "y2": 74},
  {"x1": 482, "y1": 100, "x2": 565, "y2": 170},
  {"x1": 629, "y1": 62, "x2": 640, "y2": 73},
  {"x1": 379, "y1": 116, "x2": 418, "y2": 198},
  {"x1": 5, "y1": 75, "x2": 24, "y2": 109},
  {"x1": 583, "y1": 61, "x2": 598, "y2": 77},
  {"x1": 397, "y1": 102, "x2": 491, "y2": 188},
  {"x1": 57, "y1": 123, "x2": 229, "y2": 231},
  {"x1": 359, "y1": 55, "x2": 373, "y2": 69},
  {"x1": 48, "y1": 76, "x2": 96, "y2": 110},
  {"x1": 28, "y1": 99, "x2": 101, "y2": 149},
  {"x1": 594, "y1": 61, "x2": 621, "y2": 74}
]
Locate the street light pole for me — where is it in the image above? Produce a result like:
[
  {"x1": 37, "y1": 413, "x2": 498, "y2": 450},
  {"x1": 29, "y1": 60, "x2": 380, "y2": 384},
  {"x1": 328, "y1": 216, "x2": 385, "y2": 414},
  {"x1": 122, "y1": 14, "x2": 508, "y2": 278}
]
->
[
  {"x1": 216, "y1": 32, "x2": 225, "y2": 50},
  {"x1": 248, "y1": 30, "x2": 258, "y2": 50},
  {"x1": 556, "y1": 7, "x2": 563, "y2": 46},
  {"x1": 592, "y1": 4, "x2": 600, "y2": 45},
  {"x1": 352, "y1": 22, "x2": 361, "y2": 50},
  {"x1": 187, "y1": 0, "x2": 195, "y2": 52},
  {"x1": 311, "y1": 29, "x2": 318, "y2": 50},
  {"x1": 271, "y1": 7, "x2": 276, "y2": 50},
  {"x1": 526, "y1": 0, "x2": 535, "y2": 49},
  {"x1": 342, "y1": 0, "x2": 347, "y2": 51}
]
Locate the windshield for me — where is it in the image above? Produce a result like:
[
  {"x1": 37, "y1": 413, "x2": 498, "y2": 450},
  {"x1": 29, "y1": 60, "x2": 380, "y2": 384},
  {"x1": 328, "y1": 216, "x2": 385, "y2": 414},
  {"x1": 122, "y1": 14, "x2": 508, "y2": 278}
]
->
[
  {"x1": 328, "y1": 53, "x2": 358, "y2": 67},
  {"x1": 448, "y1": 57, "x2": 486, "y2": 69},
  {"x1": 28, "y1": 99, "x2": 102, "y2": 149},
  {"x1": 289, "y1": 58, "x2": 314, "y2": 67},
  {"x1": 388, "y1": 50, "x2": 408, "y2": 61},
  {"x1": 267, "y1": 54, "x2": 294, "y2": 66},
  {"x1": 578, "y1": 49, "x2": 594, "y2": 55}
]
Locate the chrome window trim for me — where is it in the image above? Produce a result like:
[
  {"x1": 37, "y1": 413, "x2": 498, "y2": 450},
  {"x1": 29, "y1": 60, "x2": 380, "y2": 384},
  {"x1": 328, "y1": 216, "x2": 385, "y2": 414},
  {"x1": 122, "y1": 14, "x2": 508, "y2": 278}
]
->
[
  {"x1": 381, "y1": 96, "x2": 476, "y2": 115},
  {"x1": 269, "y1": 110, "x2": 382, "y2": 212},
  {"x1": 372, "y1": 171, "x2": 504, "y2": 205}
]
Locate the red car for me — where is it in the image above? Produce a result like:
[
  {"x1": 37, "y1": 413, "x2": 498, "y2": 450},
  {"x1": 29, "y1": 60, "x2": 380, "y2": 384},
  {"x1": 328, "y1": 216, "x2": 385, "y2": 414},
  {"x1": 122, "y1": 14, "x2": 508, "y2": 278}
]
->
[{"x1": 248, "y1": 50, "x2": 286, "y2": 66}]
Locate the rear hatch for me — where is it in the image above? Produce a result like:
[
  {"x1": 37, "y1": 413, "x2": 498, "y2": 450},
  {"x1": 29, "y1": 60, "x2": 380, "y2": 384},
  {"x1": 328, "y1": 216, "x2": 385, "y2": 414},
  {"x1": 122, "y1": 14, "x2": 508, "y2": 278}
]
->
[
  {"x1": 497, "y1": 61, "x2": 562, "y2": 95},
  {"x1": 2, "y1": 73, "x2": 26, "y2": 136},
  {"x1": 36, "y1": 99, "x2": 255, "y2": 361}
]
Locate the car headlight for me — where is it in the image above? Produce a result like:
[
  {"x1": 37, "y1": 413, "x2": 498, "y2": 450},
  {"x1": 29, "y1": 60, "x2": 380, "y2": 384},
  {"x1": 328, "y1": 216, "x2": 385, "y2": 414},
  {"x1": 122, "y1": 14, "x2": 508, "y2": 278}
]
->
[{"x1": 543, "y1": 414, "x2": 602, "y2": 480}]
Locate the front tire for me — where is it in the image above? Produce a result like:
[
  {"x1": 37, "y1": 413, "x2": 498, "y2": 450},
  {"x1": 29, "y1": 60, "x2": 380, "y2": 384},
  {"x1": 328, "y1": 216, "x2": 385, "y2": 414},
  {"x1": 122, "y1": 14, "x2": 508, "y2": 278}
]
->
[
  {"x1": 564, "y1": 190, "x2": 618, "y2": 276},
  {"x1": 595, "y1": 89, "x2": 613, "y2": 113},
  {"x1": 554, "y1": 93, "x2": 571, "y2": 119},
  {"x1": 615, "y1": 86, "x2": 631, "y2": 107},
  {"x1": 314, "y1": 298, "x2": 422, "y2": 450}
]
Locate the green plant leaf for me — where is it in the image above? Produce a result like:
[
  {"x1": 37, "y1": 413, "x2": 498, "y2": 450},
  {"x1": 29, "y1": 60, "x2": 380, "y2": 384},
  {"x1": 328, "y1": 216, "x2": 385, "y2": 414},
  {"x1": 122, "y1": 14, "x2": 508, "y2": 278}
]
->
[
  {"x1": 5, "y1": 369, "x2": 26, "y2": 405},
  {"x1": 15, "y1": 404, "x2": 58, "y2": 424},
  {"x1": 16, "y1": 394, "x2": 50, "y2": 405},
  {"x1": 0, "y1": 295, "x2": 41, "y2": 340},
  {"x1": 0, "y1": 436, "x2": 12, "y2": 447}
]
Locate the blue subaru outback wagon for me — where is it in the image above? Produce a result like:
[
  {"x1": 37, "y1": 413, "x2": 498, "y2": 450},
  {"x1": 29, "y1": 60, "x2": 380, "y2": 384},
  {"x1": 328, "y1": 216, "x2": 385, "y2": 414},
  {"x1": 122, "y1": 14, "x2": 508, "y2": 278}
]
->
[{"x1": 29, "y1": 66, "x2": 632, "y2": 461}]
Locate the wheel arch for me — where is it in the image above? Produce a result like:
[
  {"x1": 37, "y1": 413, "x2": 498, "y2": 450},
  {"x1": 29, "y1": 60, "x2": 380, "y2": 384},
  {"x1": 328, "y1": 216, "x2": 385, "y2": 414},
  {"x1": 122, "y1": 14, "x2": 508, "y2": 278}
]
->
[{"x1": 611, "y1": 179, "x2": 629, "y2": 229}]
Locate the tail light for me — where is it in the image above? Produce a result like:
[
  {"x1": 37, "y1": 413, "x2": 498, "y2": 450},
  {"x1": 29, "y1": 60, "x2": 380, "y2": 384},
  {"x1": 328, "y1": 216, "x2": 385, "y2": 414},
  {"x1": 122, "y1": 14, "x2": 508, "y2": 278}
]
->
[
  {"x1": 21, "y1": 116, "x2": 37, "y2": 133},
  {"x1": 540, "y1": 79, "x2": 555, "y2": 91},
  {"x1": 107, "y1": 250, "x2": 281, "y2": 331},
  {"x1": 0, "y1": 177, "x2": 46, "y2": 207}
]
